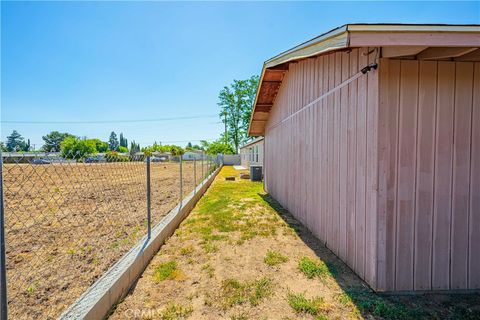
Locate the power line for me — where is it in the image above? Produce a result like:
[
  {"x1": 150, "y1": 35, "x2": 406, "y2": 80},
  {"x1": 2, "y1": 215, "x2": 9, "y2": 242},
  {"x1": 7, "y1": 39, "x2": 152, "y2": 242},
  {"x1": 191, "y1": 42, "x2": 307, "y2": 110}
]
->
[
  {"x1": 156, "y1": 138, "x2": 217, "y2": 143},
  {"x1": 1, "y1": 115, "x2": 218, "y2": 124}
]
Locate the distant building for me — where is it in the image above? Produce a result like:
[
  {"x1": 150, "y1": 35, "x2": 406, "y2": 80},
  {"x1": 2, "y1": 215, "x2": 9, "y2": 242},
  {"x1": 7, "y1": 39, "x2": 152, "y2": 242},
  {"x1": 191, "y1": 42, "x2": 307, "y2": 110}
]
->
[
  {"x1": 239, "y1": 137, "x2": 263, "y2": 168},
  {"x1": 182, "y1": 150, "x2": 204, "y2": 161}
]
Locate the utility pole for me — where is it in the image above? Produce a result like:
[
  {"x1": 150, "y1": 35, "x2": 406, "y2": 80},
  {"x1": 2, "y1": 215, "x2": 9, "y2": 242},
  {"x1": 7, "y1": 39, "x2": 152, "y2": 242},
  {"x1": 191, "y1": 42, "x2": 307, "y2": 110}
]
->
[{"x1": 223, "y1": 111, "x2": 228, "y2": 144}]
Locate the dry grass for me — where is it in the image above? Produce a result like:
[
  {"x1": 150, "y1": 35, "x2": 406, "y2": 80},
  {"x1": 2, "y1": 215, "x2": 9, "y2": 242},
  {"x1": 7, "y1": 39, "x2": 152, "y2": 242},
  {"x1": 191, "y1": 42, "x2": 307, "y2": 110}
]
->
[
  {"x1": 4, "y1": 161, "x2": 201, "y2": 319},
  {"x1": 109, "y1": 166, "x2": 480, "y2": 320}
]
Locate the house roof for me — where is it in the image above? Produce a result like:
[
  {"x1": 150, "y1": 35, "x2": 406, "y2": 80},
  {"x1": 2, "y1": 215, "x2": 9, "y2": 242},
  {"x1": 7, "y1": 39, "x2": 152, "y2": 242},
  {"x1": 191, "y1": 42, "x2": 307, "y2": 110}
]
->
[
  {"x1": 248, "y1": 23, "x2": 480, "y2": 136},
  {"x1": 240, "y1": 137, "x2": 264, "y2": 150}
]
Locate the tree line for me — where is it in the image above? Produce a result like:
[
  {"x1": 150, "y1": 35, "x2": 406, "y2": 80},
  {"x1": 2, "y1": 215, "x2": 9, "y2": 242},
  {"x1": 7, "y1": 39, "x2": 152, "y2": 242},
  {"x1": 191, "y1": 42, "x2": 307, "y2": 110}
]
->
[
  {"x1": 0, "y1": 129, "x2": 235, "y2": 157},
  {"x1": 1, "y1": 130, "x2": 141, "y2": 154},
  {"x1": 1, "y1": 75, "x2": 260, "y2": 156}
]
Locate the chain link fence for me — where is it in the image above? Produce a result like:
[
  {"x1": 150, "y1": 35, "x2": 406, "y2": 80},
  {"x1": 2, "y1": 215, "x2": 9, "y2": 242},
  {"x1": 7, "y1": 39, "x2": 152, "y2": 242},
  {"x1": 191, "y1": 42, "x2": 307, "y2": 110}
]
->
[{"x1": 0, "y1": 150, "x2": 220, "y2": 319}]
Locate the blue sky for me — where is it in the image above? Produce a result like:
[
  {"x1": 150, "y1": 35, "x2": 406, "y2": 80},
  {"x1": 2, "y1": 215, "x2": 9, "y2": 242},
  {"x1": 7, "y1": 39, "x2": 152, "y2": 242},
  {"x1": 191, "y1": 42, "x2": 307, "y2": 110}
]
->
[{"x1": 1, "y1": 1, "x2": 479, "y2": 148}]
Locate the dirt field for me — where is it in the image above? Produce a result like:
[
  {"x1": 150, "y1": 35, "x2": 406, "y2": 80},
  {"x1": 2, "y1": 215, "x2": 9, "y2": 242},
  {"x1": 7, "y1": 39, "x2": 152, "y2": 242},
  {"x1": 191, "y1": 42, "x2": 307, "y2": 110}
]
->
[
  {"x1": 3, "y1": 160, "x2": 210, "y2": 319},
  {"x1": 109, "y1": 166, "x2": 480, "y2": 320}
]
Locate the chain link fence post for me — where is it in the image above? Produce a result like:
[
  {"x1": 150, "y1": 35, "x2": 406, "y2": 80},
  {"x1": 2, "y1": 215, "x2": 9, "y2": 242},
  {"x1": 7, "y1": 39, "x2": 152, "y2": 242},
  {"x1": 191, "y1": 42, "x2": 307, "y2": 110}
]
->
[
  {"x1": 179, "y1": 155, "x2": 183, "y2": 204},
  {"x1": 0, "y1": 151, "x2": 8, "y2": 319},
  {"x1": 146, "y1": 155, "x2": 151, "y2": 239},
  {"x1": 201, "y1": 152, "x2": 204, "y2": 183},
  {"x1": 193, "y1": 158, "x2": 197, "y2": 194}
]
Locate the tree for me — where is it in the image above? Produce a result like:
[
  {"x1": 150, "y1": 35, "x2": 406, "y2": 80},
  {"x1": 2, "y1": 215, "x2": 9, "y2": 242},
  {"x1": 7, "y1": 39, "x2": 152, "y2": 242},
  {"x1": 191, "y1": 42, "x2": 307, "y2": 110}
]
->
[
  {"x1": 141, "y1": 143, "x2": 184, "y2": 156},
  {"x1": 42, "y1": 131, "x2": 74, "y2": 152},
  {"x1": 108, "y1": 131, "x2": 119, "y2": 151},
  {"x1": 129, "y1": 140, "x2": 141, "y2": 156},
  {"x1": 0, "y1": 142, "x2": 7, "y2": 152},
  {"x1": 218, "y1": 75, "x2": 259, "y2": 152},
  {"x1": 6, "y1": 130, "x2": 27, "y2": 152},
  {"x1": 201, "y1": 139, "x2": 235, "y2": 155},
  {"x1": 119, "y1": 133, "x2": 128, "y2": 148},
  {"x1": 91, "y1": 139, "x2": 108, "y2": 152},
  {"x1": 60, "y1": 137, "x2": 97, "y2": 159}
]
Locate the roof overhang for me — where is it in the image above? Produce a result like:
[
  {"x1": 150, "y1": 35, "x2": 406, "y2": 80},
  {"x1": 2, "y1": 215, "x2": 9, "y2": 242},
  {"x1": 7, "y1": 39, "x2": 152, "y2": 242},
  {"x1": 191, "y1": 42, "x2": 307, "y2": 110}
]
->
[
  {"x1": 248, "y1": 23, "x2": 480, "y2": 136},
  {"x1": 240, "y1": 137, "x2": 264, "y2": 150}
]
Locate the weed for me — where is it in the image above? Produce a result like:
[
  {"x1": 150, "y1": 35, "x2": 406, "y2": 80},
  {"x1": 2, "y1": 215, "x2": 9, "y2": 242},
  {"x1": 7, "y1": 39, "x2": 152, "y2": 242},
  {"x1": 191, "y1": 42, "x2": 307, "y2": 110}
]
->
[
  {"x1": 180, "y1": 246, "x2": 194, "y2": 256},
  {"x1": 221, "y1": 278, "x2": 274, "y2": 308},
  {"x1": 298, "y1": 257, "x2": 333, "y2": 279},
  {"x1": 25, "y1": 283, "x2": 36, "y2": 296},
  {"x1": 287, "y1": 292, "x2": 324, "y2": 316},
  {"x1": 201, "y1": 263, "x2": 215, "y2": 278},
  {"x1": 204, "y1": 292, "x2": 214, "y2": 307},
  {"x1": 154, "y1": 261, "x2": 185, "y2": 282},
  {"x1": 158, "y1": 303, "x2": 193, "y2": 320},
  {"x1": 230, "y1": 312, "x2": 249, "y2": 320},
  {"x1": 201, "y1": 242, "x2": 218, "y2": 253},
  {"x1": 264, "y1": 250, "x2": 288, "y2": 266}
]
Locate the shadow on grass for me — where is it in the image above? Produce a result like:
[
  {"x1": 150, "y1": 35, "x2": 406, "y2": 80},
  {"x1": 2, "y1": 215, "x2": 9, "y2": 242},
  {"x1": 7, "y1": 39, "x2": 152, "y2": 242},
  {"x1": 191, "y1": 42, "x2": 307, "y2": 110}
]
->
[{"x1": 259, "y1": 193, "x2": 480, "y2": 320}]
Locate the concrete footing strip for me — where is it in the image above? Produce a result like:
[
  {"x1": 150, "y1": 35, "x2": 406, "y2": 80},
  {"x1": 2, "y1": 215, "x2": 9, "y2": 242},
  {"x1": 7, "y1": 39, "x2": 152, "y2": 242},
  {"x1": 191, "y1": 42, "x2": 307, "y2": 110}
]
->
[{"x1": 59, "y1": 166, "x2": 222, "y2": 320}]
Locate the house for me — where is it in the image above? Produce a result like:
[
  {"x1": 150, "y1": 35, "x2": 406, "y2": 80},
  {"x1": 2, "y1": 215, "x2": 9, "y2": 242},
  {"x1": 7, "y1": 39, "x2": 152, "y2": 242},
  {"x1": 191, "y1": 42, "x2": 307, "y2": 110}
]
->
[
  {"x1": 239, "y1": 137, "x2": 264, "y2": 168},
  {"x1": 248, "y1": 24, "x2": 480, "y2": 292},
  {"x1": 182, "y1": 150, "x2": 205, "y2": 161}
]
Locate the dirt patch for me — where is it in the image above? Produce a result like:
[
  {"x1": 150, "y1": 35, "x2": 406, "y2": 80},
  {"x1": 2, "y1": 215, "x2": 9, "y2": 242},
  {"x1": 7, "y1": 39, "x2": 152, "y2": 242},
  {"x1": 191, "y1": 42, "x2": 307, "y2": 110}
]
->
[
  {"x1": 108, "y1": 166, "x2": 480, "y2": 319},
  {"x1": 3, "y1": 160, "x2": 210, "y2": 319}
]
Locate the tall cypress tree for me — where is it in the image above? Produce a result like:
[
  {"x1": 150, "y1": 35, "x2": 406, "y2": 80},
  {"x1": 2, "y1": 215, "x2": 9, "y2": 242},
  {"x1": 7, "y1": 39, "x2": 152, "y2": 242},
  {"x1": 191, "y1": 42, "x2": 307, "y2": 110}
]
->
[{"x1": 108, "y1": 131, "x2": 119, "y2": 151}]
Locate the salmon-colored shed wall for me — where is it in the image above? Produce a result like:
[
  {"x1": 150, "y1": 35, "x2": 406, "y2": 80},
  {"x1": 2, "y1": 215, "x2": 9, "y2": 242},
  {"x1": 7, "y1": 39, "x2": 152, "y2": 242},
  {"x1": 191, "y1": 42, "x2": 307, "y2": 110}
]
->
[
  {"x1": 377, "y1": 58, "x2": 480, "y2": 291},
  {"x1": 264, "y1": 47, "x2": 380, "y2": 289},
  {"x1": 263, "y1": 49, "x2": 480, "y2": 292}
]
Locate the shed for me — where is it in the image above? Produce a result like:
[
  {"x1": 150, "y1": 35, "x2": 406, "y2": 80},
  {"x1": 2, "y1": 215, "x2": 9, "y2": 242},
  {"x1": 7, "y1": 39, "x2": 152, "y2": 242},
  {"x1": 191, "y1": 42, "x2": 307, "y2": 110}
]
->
[
  {"x1": 248, "y1": 24, "x2": 480, "y2": 292},
  {"x1": 239, "y1": 137, "x2": 264, "y2": 168}
]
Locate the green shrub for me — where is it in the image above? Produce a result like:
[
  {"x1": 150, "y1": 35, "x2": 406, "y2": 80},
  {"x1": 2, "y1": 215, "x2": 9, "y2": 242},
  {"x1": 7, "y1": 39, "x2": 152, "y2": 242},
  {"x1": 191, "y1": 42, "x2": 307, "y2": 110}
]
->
[
  {"x1": 60, "y1": 137, "x2": 97, "y2": 159},
  {"x1": 105, "y1": 151, "x2": 129, "y2": 162}
]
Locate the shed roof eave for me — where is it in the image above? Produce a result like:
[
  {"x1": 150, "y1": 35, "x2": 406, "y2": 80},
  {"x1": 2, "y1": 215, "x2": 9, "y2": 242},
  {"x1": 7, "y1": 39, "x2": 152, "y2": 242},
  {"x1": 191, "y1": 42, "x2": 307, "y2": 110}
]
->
[{"x1": 247, "y1": 23, "x2": 480, "y2": 137}]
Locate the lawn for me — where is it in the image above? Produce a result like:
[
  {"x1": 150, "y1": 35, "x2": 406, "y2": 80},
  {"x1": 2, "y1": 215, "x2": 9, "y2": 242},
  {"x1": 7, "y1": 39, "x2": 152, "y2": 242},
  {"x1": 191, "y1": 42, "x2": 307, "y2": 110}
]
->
[{"x1": 109, "y1": 166, "x2": 480, "y2": 320}]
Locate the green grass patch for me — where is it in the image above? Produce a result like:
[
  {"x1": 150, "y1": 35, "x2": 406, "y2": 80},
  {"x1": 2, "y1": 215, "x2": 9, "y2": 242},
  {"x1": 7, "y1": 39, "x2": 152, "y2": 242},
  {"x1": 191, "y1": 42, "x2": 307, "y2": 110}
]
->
[
  {"x1": 264, "y1": 250, "x2": 289, "y2": 266},
  {"x1": 298, "y1": 257, "x2": 335, "y2": 279},
  {"x1": 341, "y1": 287, "x2": 427, "y2": 319},
  {"x1": 180, "y1": 166, "x2": 286, "y2": 247},
  {"x1": 287, "y1": 292, "x2": 325, "y2": 316},
  {"x1": 153, "y1": 261, "x2": 185, "y2": 282},
  {"x1": 220, "y1": 277, "x2": 274, "y2": 308}
]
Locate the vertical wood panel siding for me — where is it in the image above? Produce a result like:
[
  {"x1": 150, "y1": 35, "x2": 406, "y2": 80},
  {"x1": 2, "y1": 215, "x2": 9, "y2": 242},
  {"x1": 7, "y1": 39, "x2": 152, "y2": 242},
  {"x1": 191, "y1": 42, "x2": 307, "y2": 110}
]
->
[
  {"x1": 378, "y1": 59, "x2": 479, "y2": 291},
  {"x1": 264, "y1": 48, "x2": 379, "y2": 287},
  {"x1": 264, "y1": 53, "x2": 478, "y2": 292}
]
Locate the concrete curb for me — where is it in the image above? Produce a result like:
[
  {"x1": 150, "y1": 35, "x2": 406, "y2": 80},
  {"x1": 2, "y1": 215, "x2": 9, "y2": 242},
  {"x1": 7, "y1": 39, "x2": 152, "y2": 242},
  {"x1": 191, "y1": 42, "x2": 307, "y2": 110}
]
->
[{"x1": 59, "y1": 166, "x2": 222, "y2": 320}]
